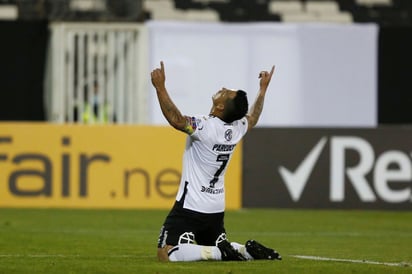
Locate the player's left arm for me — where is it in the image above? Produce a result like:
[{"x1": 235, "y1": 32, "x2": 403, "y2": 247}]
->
[
  {"x1": 151, "y1": 61, "x2": 193, "y2": 134},
  {"x1": 246, "y1": 65, "x2": 275, "y2": 131}
]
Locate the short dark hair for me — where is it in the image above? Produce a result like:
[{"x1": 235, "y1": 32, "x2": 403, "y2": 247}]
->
[{"x1": 223, "y1": 90, "x2": 248, "y2": 123}]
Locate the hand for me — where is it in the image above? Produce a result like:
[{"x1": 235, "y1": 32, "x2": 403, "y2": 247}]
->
[
  {"x1": 151, "y1": 61, "x2": 166, "y2": 89},
  {"x1": 258, "y1": 65, "x2": 275, "y2": 90}
]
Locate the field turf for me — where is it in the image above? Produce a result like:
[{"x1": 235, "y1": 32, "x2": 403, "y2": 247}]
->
[{"x1": 0, "y1": 208, "x2": 411, "y2": 274}]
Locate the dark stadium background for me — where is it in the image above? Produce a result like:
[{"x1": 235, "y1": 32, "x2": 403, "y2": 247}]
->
[{"x1": 0, "y1": 0, "x2": 411, "y2": 124}]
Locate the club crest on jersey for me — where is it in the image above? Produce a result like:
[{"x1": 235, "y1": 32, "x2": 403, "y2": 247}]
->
[{"x1": 224, "y1": 129, "x2": 233, "y2": 141}]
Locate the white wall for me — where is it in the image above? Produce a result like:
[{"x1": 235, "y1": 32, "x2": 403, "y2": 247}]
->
[{"x1": 147, "y1": 22, "x2": 378, "y2": 127}]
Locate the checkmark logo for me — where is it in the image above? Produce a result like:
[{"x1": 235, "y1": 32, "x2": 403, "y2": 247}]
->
[{"x1": 278, "y1": 137, "x2": 327, "y2": 201}]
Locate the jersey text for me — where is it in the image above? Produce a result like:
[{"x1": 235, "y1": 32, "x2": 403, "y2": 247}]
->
[{"x1": 212, "y1": 144, "x2": 235, "y2": 152}]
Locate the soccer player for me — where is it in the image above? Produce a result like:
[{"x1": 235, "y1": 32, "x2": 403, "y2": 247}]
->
[{"x1": 151, "y1": 61, "x2": 280, "y2": 262}]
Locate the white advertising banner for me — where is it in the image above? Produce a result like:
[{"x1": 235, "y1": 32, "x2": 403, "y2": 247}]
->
[{"x1": 147, "y1": 22, "x2": 378, "y2": 127}]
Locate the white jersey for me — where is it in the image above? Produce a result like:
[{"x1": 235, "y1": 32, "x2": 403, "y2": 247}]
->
[{"x1": 175, "y1": 115, "x2": 248, "y2": 214}]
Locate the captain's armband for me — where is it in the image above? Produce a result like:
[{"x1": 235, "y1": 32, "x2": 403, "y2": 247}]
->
[{"x1": 183, "y1": 116, "x2": 197, "y2": 135}]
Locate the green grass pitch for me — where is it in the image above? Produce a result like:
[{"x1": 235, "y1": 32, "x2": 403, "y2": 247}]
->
[{"x1": 0, "y1": 208, "x2": 411, "y2": 274}]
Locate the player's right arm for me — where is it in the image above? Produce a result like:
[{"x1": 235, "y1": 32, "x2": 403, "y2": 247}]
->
[
  {"x1": 246, "y1": 65, "x2": 275, "y2": 131},
  {"x1": 151, "y1": 61, "x2": 194, "y2": 134}
]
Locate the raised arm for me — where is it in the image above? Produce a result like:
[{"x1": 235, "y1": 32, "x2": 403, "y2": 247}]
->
[
  {"x1": 151, "y1": 61, "x2": 187, "y2": 132},
  {"x1": 246, "y1": 65, "x2": 275, "y2": 131}
]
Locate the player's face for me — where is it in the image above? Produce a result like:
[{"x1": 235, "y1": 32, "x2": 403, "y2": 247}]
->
[
  {"x1": 212, "y1": 88, "x2": 236, "y2": 106},
  {"x1": 210, "y1": 88, "x2": 237, "y2": 117}
]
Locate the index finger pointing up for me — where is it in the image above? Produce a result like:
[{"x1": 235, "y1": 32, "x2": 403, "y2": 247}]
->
[
  {"x1": 269, "y1": 65, "x2": 275, "y2": 77},
  {"x1": 160, "y1": 61, "x2": 165, "y2": 74}
]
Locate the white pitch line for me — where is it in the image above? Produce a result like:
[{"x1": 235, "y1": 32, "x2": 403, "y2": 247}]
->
[
  {"x1": 291, "y1": 255, "x2": 410, "y2": 267},
  {"x1": 0, "y1": 254, "x2": 410, "y2": 267}
]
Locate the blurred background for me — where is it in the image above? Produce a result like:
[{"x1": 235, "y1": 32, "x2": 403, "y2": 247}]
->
[
  {"x1": 0, "y1": 0, "x2": 411, "y2": 126},
  {"x1": 2, "y1": 0, "x2": 412, "y2": 210}
]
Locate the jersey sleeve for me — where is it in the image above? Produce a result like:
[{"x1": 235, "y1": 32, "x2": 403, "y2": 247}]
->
[
  {"x1": 239, "y1": 117, "x2": 248, "y2": 136},
  {"x1": 188, "y1": 116, "x2": 208, "y2": 140},
  {"x1": 182, "y1": 116, "x2": 207, "y2": 138}
]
